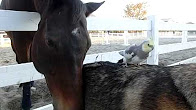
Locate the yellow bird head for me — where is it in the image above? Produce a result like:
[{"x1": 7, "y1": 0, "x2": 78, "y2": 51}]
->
[{"x1": 142, "y1": 39, "x2": 154, "y2": 53}]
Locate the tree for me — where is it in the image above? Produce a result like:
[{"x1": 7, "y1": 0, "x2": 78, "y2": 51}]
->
[{"x1": 124, "y1": 2, "x2": 147, "y2": 20}]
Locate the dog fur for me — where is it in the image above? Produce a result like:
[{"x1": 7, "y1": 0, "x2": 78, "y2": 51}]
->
[{"x1": 83, "y1": 62, "x2": 195, "y2": 110}]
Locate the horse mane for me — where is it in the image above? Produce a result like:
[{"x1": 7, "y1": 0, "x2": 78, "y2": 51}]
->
[
  {"x1": 56, "y1": 0, "x2": 85, "y2": 24},
  {"x1": 0, "y1": 0, "x2": 6, "y2": 9}
]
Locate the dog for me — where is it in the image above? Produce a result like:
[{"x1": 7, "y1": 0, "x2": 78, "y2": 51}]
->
[{"x1": 83, "y1": 62, "x2": 195, "y2": 110}]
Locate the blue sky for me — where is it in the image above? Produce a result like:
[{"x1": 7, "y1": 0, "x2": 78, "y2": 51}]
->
[{"x1": 82, "y1": 0, "x2": 196, "y2": 23}]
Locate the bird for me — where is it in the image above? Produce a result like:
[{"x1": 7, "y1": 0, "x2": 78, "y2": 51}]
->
[{"x1": 119, "y1": 39, "x2": 154, "y2": 66}]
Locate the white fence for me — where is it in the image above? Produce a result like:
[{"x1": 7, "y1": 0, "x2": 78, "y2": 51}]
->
[
  {"x1": 0, "y1": 31, "x2": 9, "y2": 46},
  {"x1": 1, "y1": 10, "x2": 196, "y2": 109}
]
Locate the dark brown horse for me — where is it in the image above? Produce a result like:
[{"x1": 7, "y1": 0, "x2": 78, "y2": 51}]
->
[
  {"x1": 0, "y1": 1, "x2": 36, "y2": 109},
  {"x1": 1, "y1": 0, "x2": 103, "y2": 110},
  {"x1": 32, "y1": 0, "x2": 103, "y2": 109}
]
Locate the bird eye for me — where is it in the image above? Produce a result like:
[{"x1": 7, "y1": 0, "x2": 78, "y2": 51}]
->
[{"x1": 148, "y1": 44, "x2": 150, "y2": 46}]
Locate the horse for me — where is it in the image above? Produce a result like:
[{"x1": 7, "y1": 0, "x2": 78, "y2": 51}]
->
[
  {"x1": 32, "y1": 0, "x2": 104, "y2": 109},
  {"x1": 0, "y1": 0, "x2": 36, "y2": 109},
  {"x1": 1, "y1": 0, "x2": 103, "y2": 109}
]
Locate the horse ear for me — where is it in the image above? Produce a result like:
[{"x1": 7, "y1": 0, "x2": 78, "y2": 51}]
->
[{"x1": 85, "y1": 1, "x2": 105, "y2": 17}]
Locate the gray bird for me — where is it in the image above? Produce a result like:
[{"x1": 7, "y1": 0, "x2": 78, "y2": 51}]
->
[{"x1": 119, "y1": 39, "x2": 154, "y2": 66}]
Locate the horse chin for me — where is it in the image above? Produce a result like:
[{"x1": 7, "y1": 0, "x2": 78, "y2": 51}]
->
[
  {"x1": 43, "y1": 65, "x2": 83, "y2": 110},
  {"x1": 32, "y1": 45, "x2": 84, "y2": 109}
]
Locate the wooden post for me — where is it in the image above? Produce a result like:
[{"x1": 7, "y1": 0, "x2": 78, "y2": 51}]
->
[
  {"x1": 123, "y1": 31, "x2": 129, "y2": 45},
  {"x1": 147, "y1": 15, "x2": 159, "y2": 65},
  {"x1": 182, "y1": 31, "x2": 188, "y2": 43}
]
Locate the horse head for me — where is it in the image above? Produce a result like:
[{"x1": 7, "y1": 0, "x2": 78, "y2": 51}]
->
[{"x1": 31, "y1": 0, "x2": 104, "y2": 109}]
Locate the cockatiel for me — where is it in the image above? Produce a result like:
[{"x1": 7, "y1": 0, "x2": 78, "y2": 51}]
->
[{"x1": 119, "y1": 39, "x2": 154, "y2": 66}]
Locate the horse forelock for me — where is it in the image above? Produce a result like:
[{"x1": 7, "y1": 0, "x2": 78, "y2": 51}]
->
[
  {"x1": 46, "y1": 0, "x2": 85, "y2": 24},
  {"x1": 71, "y1": 0, "x2": 86, "y2": 24}
]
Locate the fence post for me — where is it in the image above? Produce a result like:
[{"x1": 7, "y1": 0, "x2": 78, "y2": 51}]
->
[
  {"x1": 101, "y1": 31, "x2": 109, "y2": 45},
  {"x1": 105, "y1": 31, "x2": 110, "y2": 44},
  {"x1": 182, "y1": 31, "x2": 188, "y2": 43},
  {"x1": 89, "y1": 33, "x2": 92, "y2": 37},
  {"x1": 101, "y1": 31, "x2": 104, "y2": 45},
  {"x1": 147, "y1": 15, "x2": 159, "y2": 65},
  {"x1": 0, "y1": 34, "x2": 4, "y2": 46},
  {"x1": 123, "y1": 31, "x2": 129, "y2": 45}
]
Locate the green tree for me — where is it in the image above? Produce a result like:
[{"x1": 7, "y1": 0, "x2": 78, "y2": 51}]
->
[{"x1": 124, "y1": 2, "x2": 147, "y2": 20}]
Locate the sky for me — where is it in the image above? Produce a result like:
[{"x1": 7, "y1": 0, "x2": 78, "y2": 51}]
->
[
  {"x1": 82, "y1": 0, "x2": 196, "y2": 23},
  {"x1": 0, "y1": 0, "x2": 196, "y2": 23}
]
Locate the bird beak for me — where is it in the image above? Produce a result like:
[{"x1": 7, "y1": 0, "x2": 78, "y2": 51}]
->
[{"x1": 149, "y1": 45, "x2": 154, "y2": 50}]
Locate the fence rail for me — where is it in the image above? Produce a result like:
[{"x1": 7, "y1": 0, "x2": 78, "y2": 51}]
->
[
  {"x1": 0, "y1": 10, "x2": 196, "y2": 110},
  {"x1": 0, "y1": 10, "x2": 40, "y2": 31},
  {"x1": 159, "y1": 41, "x2": 196, "y2": 54}
]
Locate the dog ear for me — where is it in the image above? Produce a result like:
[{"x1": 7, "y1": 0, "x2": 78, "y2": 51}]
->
[{"x1": 85, "y1": 1, "x2": 105, "y2": 17}]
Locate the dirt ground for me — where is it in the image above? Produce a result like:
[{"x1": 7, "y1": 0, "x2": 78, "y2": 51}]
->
[{"x1": 0, "y1": 37, "x2": 196, "y2": 109}]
